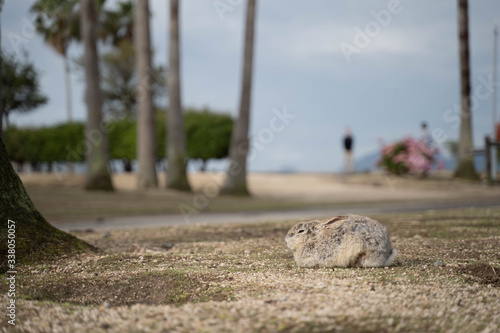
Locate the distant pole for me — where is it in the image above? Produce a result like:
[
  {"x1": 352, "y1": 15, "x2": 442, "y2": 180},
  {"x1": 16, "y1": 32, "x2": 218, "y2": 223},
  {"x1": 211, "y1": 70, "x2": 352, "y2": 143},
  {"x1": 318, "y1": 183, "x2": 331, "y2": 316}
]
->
[
  {"x1": 492, "y1": 21, "x2": 498, "y2": 181},
  {"x1": 485, "y1": 136, "x2": 492, "y2": 185}
]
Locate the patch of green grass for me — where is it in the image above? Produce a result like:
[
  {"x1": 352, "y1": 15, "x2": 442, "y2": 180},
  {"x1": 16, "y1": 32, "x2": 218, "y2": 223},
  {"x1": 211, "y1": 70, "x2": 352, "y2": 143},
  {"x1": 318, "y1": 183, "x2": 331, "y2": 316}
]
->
[{"x1": 7, "y1": 261, "x2": 235, "y2": 307}]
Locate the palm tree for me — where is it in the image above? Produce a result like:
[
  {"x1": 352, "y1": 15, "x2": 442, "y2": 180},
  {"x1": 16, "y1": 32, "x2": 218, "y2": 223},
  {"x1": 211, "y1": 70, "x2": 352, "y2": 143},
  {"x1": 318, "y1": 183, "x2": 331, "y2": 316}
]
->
[
  {"x1": 220, "y1": 0, "x2": 257, "y2": 196},
  {"x1": 454, "y1": 0, "x2": 479, "y2": 180},
  {"x1": 135, "y1": 0, "x2": 157, "y2": 188},
  {"x1": 31, "y1": 0, "x2": 80, "y2": 123},
  {"x1": 99, "y1": 0, "x2": 134, "y2": 46},
  {"x1": 81, "y1": 0, "x2": 114, "y2": 191},
  {"x1": 166, "y1": 0, "x2": 191, "y2": 191}
]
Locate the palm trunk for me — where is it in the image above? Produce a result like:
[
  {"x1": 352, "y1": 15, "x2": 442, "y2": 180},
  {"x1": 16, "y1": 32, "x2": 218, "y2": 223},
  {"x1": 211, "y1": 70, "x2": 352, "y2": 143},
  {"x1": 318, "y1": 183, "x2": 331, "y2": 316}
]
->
[
  {"x1": 220, "y1": 0, "x2": 257, "y2": 196},
  {"x1": 0, "y1": 5, "x2": 3, "y2": 139},
  {"x1": 0, "y1": 138, "x2": 95, "y2": 271},
  {"x1": 63, "y1": 54, "x2": 73, "y2": 123},
  {"x1": 166, "y1": 0, "x2": 191, "y2": 191},
  {"x1": 454, "y1": 0, "x2": 478, "y2": 180},
  {"x1": 81, "y1": 0, "x2": 114, "y2": 191},
  {"x1": 135, "y1": 0, "x2": 158, "y2": 189}
]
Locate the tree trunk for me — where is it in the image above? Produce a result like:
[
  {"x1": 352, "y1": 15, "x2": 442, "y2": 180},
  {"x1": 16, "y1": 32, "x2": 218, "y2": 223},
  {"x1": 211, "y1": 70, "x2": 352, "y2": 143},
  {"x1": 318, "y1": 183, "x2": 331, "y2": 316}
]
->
[
  {"x1": 166, "y1": 0, "x2": 191, "y2": 191},
  {"x1": 0, "y1": 138, "x2": 95, "y2": 273},
  {"x1": 220, "y1": 0, "x2": 257, "y2": 196},
  {"x1": 0, "y1": 4, "x2": 3, "y2": 139},
  {"x1": 454, "y1": 0, "x2": 479, "y2": 180},
  {"x1": 135, "y1": 0, "x2": 158, "y2": 189},
  {"x1": 81, "y1": 0, "x2": 114, "y2": 191},
  {"x1": 63, "y1": 54, "x2": 73, "y2": 123}
]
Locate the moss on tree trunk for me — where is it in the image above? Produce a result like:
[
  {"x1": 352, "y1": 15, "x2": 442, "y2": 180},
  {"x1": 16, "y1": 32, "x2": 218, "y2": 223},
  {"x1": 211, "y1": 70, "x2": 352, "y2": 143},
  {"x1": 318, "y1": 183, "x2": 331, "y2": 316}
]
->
[{"x1": 0, "y1": 139, "x2": 96, "y2": 273}]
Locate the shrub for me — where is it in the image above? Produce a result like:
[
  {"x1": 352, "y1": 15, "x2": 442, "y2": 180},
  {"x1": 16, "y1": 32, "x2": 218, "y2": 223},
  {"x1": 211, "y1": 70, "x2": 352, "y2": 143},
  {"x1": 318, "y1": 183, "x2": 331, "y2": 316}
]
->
[{"x1": 378, "y1": 137, "x2": 440, "y2": 176}]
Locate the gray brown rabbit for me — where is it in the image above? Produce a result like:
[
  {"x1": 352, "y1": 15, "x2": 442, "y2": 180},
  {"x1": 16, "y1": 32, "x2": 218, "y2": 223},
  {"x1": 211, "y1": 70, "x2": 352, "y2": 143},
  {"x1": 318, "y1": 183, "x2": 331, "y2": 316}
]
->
[{"x1": 285, "y1": 214, "x2": 397, "y2": 268}]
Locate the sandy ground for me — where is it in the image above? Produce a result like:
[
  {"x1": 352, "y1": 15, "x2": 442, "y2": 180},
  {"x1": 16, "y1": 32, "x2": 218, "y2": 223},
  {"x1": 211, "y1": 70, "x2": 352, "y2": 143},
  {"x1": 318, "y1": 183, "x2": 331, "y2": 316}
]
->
[
  {"x1": 4, "y1": 173, "x2": 500, "y2": 332},
  {"x1": 3, "y1": 208, "x2": 499, "y2": 333},
  {"x1": 20, "y1": 170, "x2": 500, "y2": 204}
]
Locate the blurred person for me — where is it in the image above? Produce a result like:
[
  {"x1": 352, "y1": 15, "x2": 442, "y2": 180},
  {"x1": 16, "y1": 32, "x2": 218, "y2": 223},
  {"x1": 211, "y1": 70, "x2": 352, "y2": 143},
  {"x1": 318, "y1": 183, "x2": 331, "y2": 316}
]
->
[
  {"x1": 343, "y1": 127, "x2": 354, "y2": 173},
  {"x1": 420, "y1": 122, "x2": 433, "y2": 148}
]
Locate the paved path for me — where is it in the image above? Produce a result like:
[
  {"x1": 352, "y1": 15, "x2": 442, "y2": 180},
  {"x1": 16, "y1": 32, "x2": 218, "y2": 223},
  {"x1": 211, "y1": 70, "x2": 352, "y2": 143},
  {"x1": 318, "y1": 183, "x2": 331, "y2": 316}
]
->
[{"x1": 53, "y1": 199, "x2": 500, "y2": 232}]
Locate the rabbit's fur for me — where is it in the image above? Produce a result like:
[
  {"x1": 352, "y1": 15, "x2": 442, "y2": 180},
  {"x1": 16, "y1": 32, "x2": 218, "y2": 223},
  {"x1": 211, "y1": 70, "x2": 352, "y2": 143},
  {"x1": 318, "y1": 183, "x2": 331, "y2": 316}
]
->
[{"x1": 285, "y1": 214, "x2": 397, "y2": 268}]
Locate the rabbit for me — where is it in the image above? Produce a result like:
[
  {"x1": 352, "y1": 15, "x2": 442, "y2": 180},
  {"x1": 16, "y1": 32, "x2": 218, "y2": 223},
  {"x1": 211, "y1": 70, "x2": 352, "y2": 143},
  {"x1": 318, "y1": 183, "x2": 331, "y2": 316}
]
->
[{"x1": 285, "y1": 214, "x2": 398, "y2": 268}]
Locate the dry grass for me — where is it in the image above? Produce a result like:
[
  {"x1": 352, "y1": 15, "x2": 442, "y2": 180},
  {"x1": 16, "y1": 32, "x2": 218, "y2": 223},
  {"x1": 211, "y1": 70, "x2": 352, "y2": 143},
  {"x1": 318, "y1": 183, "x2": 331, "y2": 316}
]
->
[{"x1": 2, "y1": 207, "x2": 499, "y2": 332}]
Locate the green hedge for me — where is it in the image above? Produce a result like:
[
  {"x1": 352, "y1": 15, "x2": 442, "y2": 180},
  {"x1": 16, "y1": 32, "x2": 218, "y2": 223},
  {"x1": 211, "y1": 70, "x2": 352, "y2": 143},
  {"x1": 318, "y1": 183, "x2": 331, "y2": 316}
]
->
[{"x1": 4, "y1": 109, "x2": 233, "y2": 169}]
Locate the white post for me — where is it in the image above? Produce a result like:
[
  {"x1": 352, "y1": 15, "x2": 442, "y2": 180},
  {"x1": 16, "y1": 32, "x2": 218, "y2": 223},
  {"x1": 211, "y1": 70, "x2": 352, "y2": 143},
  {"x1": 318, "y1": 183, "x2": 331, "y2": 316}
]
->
[{"x1": 492, "y1": 21, "x2": 498, "y2": 181}]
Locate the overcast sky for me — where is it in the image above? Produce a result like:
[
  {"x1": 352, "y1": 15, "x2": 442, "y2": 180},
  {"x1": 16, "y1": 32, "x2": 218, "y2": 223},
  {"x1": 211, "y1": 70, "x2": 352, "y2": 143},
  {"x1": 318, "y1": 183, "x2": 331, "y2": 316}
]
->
[{"x1": 3, "y1": 0, "x2": 500, "y2": 172}]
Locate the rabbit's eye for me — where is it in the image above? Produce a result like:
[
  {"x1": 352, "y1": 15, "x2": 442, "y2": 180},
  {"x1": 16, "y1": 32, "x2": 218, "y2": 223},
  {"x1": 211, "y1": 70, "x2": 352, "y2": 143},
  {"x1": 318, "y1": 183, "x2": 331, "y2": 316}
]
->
[{"x1": 298, "y1": 229, "x2": 305, "y2": 234}]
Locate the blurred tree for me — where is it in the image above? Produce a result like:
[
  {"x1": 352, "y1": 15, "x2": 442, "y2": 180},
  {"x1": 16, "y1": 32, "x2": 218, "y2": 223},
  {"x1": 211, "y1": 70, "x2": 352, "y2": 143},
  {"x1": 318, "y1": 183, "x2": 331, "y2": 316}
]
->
[
  {"x1": 135, "y1": 0, "x2": 158, "y2": 188},
  {"x1": 107, "y1": 117, "x2": 136, "y2": 171},
  {"x1": 3, "y1": 109, "x2": 231, "y2": 172},
  {"x1": 81, "y1": 0, "x2": 114, "y2": 191},
  {"x1": 4, "y1": 123, "x2": 86, "y2": 172},
  {"x1": 97, "y1": 40, "x2": 166, "y2": 119},
  {"x1": 166, "y1": 0, "x2": 191, "y2": 191},
  {"x1": 39, "y1": 123, "x2": 86, "y2": 171},
  {"x1": 3, "y1": 127, "x2": 40, "y2": 168},
  {"x1": 220, "y1": 0, "x2": 257, "y2": 196},
  {"x1": 24, "y1": 128, "x2": 44, "y2": 171},
  {"x1": 3, "y1": 127, "x2": 24, "y2": 164},
  {"x1": 99, "y1": 0, "x2": 134, "y2": 46},
  {"x1": 31, "y1": 0, "x2": 80, "y2": 123},
  {"x1": 155, "y1": 110, "x2": 166, "y2": 160},
  {"x1": 101, "y1": 40, "x2": 136, "y2": 118},
  {"x1": 58, "y1": 122, "x2": 86, "y2": 162},
  {"x1": 4, "y1": 121, "x2": 136, "y2": 170},
  {"x1": 444, "y1": 140, "x2": 459, "y2": 162},
  {"x1": 185, "y1": 109, "x2": 233, "y2": 172},
  {"x1": 1, "y1": 52, "x2": 48, "y2": 128},
  {"x1": 0, "y1": 137, "x2": 95, "y2": 273},
  {"x1": 454, "y1": 0, "x2": 478, "y2": 180}
]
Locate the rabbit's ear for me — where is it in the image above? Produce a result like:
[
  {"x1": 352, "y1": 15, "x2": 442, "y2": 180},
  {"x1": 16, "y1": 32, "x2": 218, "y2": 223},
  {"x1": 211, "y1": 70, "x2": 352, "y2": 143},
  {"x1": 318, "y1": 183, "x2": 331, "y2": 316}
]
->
[{"x1": 324, "y1": 216, "x2": 347, "y2": 225}]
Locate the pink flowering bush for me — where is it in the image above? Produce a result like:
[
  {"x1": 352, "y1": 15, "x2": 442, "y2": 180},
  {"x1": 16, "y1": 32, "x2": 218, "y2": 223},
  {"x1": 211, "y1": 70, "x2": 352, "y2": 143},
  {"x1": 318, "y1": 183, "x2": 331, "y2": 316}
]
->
[{"x1": 379, "y1": 137, "x2": 440, "y2": 176}]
